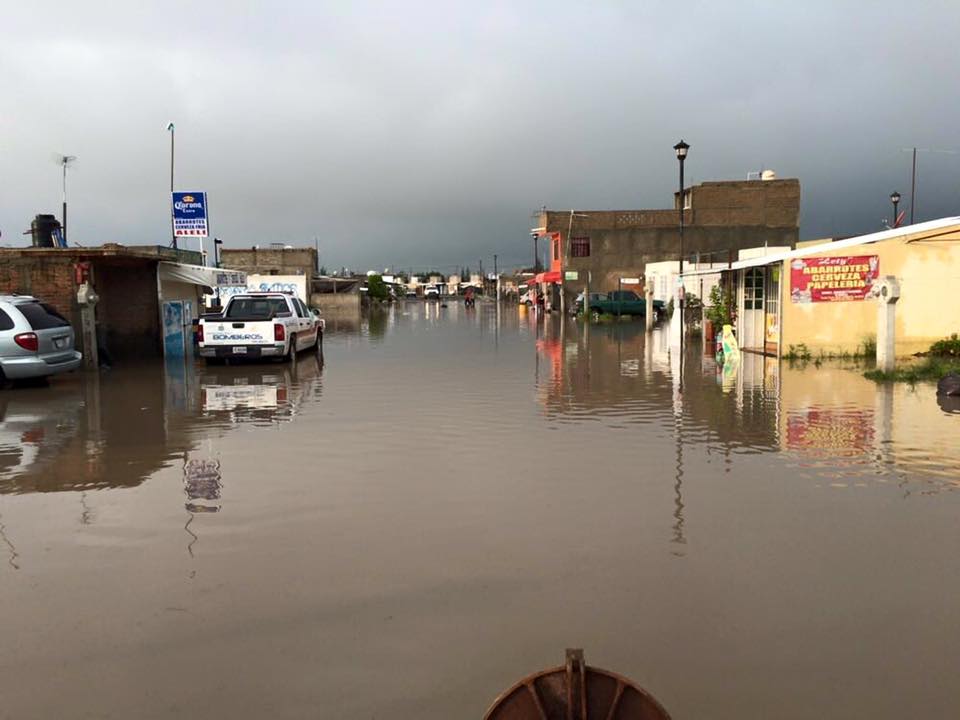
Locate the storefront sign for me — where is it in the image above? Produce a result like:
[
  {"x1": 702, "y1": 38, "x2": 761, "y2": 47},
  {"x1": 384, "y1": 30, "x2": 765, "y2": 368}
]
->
[
  {"x1": 790, "y1": 255, "x2": 879, "y2": 303},
  {"x1": 172, "y1": 191, "x2": 209, "y2": 237},
  {"x1": 620, "y1": 277, "x2": 640, "y2": 285},
  {"x1": 564, "y1": 271, "x2": 578, "y2": 280}
]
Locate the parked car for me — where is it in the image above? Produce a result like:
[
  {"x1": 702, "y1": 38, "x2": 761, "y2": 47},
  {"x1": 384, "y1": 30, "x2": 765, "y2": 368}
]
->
[
  {"x1": 588, "y1": 290, "x2": 664, "y2": 318},
  {"x1": 573, "y1": 292, "x2": 607, "y2": 312},
  {"x1": 198, "y1": 292, "x2": 322, "y2": 363},
  {"x1": 424, "y1": 286, "x2": 440, "y2": 300},
  {"x1": 0, "y1": 295, "x2": 82, "y2": 382}
]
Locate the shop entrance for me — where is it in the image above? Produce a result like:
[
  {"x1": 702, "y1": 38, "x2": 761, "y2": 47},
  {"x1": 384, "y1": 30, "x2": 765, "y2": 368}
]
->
[{"x1": 740, "y1": 267, "x2": 766, "y2": 351}]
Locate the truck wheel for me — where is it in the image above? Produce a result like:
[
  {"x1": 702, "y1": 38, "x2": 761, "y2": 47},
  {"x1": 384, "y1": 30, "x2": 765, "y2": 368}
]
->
[{"x1": 284, "y1": 335, "x2": 297, "y2": 362}]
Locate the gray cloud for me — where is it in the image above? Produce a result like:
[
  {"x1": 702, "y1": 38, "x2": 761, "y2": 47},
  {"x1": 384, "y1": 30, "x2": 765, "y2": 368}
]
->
[{"x1": 2, "y1": 1, "x2": 959, "y2": 271}]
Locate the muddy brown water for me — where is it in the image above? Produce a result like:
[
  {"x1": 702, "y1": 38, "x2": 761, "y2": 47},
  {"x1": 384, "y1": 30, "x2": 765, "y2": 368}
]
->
[{"x1": 1, "y1": 303, "x2": 958, "y2": 719}]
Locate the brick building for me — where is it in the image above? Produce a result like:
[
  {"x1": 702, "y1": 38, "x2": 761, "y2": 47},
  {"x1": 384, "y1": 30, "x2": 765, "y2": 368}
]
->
[
  {"x1": 0, "y1": 245, "x2": 202, "y2": 361},
  {"x1": 219, "y1": 246, "x2": 317, "y2": 277},
  {"x1": 533, "y1": 177, "x2": 800, "y2": 306}
]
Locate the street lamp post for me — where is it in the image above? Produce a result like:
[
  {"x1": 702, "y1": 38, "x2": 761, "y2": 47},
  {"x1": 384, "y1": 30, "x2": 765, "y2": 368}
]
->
[
  {"x1": 531, "y1": 231, "x2": 539, "y2": 273},
  {"x1": 890, "y1": 191, "x2": 901, "y2": 228},
  {"x1": 58, "y1": 155, "x2": 77, "y2": 245},
  {"x1": 167, "y1": 122, "x2": 176, "y2": 249},
  {"x1": 673, "y1": 140, "x2": 689, "y2": 368}
]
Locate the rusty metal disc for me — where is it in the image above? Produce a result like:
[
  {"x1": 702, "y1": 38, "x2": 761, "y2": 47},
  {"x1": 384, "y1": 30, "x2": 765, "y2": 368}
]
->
[{"x1": 483, "y1": 649, "x2": 671, "y2": 720}]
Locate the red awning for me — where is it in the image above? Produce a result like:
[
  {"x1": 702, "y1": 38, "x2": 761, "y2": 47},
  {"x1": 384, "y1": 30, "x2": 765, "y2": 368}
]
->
[{"x1": 534, "y1": 270, "x2": 561, "y2": 283}]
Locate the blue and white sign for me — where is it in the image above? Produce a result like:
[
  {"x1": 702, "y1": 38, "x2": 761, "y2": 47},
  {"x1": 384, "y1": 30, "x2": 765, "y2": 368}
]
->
[{"x1": 172, "y1": 191, "x2": 209, "y2": 237}]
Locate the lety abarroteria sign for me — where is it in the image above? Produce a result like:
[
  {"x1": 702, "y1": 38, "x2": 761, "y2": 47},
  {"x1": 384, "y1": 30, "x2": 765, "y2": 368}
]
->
[{"x1": 172, "y1": 191, "x2": 209, "y2": 237}]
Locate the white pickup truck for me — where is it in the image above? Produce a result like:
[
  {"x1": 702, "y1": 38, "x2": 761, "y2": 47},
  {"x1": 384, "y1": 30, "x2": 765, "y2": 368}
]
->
[{"x1": 198, "y1": 292, "x2": 323, "y2": 363}]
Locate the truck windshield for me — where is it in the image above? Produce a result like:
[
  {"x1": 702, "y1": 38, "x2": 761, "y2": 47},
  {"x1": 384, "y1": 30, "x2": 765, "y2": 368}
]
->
[{"x1": 225, "y1": 298, "x2": 289, "y2": 319}]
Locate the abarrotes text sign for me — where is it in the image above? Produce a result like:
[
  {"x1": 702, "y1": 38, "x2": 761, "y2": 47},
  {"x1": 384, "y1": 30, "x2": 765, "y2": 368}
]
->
[{"x1": 172, "y1": 191, "x2": 209, "y2": 237}]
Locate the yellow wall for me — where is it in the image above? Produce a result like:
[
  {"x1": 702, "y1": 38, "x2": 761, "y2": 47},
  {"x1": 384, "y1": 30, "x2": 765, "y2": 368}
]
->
[{"x1": 779, "y1": 235, "x2": 960, "y2": 357}]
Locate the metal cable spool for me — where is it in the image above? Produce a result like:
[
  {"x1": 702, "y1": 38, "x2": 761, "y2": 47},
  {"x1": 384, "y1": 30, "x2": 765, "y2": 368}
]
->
[{"x1": 483, "y1": 649, "x2": 671, "y2": 720}]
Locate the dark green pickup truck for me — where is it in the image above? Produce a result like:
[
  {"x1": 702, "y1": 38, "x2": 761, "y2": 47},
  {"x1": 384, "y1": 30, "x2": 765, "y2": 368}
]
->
[{"x1": 588, "y1": 290, "x2": 664, "y2": 318}]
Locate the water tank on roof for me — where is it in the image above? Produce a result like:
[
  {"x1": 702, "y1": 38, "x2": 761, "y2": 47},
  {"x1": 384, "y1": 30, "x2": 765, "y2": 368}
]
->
[
  {"x1": 761, "y1": 170, "x2": 777, "y2": 181},
  {"x1": 31, "y1": 214, "x2": 61, "y2": 248}
]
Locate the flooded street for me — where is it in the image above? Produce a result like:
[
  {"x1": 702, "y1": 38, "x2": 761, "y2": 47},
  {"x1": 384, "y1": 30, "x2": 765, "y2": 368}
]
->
[{"x1": 1, "y1": 303, "x2": 959, "y2": 719}]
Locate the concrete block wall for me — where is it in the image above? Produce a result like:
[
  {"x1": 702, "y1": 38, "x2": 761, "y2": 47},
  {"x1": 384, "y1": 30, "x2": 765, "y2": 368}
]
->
[
  {"x1": 220, "y1": 248, "x2": 317, "y2": 278},
  {"x1": 311, "y1": 292, "x2": 360, "y2": 315}
]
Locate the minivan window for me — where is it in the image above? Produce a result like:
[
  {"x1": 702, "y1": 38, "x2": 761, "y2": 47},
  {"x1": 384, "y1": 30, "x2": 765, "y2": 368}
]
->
[
  {"x1": 17, "y1": 302, "x2": 70, "y2": 330},
  {"x1": 0, "y1": 309, "x2": 14, "y2": 331}
]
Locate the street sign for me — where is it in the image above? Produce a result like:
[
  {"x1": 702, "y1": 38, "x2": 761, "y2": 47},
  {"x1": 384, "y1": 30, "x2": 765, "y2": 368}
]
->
[
  {"x1": 564, "y1": 271, "x2": 578, "y2": 280},
  {"x1": 620, "y1": 277, "x2": 640, "y2": 285},
  {"x1": 172, "y1": 191, "x2": 209, "y2": 237}
]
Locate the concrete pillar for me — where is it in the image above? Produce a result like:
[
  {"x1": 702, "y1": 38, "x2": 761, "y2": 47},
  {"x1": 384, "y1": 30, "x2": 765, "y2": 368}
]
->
[
  {"x1": 875, "y1": 276, "x2": 900, "y2": 373},
  {"x1": 645, "y1": 286, "x2": 655, "y2": 333},
  {"x1": 76, "y1": 279, "x2": 100, "y2": 370}
]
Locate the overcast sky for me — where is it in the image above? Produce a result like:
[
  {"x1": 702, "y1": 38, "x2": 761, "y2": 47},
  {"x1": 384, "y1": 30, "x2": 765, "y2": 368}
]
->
[{"x1": 2, "y1": 1, "x2": 959, "y2": 271}]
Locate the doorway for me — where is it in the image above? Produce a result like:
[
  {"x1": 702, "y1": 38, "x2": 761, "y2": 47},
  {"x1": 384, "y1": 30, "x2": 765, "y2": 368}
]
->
[{"x1": 740, "y1": 267, "x2": 765, "y2": 352}]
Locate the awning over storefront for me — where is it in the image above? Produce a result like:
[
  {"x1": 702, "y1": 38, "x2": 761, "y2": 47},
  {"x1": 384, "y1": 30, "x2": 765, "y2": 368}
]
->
[
  {"x1": 158, "y1": 262, "x2": 246, "y2": 293},
  {"x1": 534, "y1": 270, "x2": 561, "y2": 283}
]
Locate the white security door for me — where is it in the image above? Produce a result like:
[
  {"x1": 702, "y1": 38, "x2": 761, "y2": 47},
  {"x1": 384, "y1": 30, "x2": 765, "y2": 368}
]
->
[{"x1": 741, "y1": 268, "x2": 765, "y2": 351}]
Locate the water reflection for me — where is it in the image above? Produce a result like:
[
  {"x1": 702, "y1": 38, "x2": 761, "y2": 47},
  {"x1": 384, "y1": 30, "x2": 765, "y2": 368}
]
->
[
  {"x1": 0, "y1": 352, "x2": 325, "y2": 497},
  {"x1": 535, "y1": 318, "x2": 960, "y2": 493}
]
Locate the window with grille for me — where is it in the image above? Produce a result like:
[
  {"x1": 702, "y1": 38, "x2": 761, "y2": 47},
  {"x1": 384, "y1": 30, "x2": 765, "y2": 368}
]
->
[
  {"x1": 571, "y1": 237, "x2": 591, "y2": 258},
  {"x1": 743, "y1": 268, "x2": 765, "y2": 310}
]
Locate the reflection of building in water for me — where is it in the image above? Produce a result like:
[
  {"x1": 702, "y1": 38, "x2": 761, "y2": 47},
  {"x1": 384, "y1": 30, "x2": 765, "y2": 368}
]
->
[
  {"x1": 0, "y1": 355, "x2": 324, "y2": 499},
  {"x1": 0, "y1": 366, "x2": 198, "y2": 495},
  {"x1": 537, "y1": 321, "x2": 676, "y2": 420},
  {"x1": 778, "y1": 363, "x2": 960, "y2": 490}
]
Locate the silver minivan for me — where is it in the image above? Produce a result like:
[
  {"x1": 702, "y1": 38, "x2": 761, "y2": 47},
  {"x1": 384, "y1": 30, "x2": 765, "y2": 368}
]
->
[{"x1": 0, "y1": 295, "x2": 82, "y2": 381}]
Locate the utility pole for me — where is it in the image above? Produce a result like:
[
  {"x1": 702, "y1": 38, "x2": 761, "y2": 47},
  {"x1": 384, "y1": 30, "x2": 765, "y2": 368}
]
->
[
  {"x1": 910, "y1": 147, "x2": 917, "y2": 225},
  {"x1": 493, "y1": 254, "x2": 498, "y2": 300},
  {"x1": 167, "y1": 122, "x2": 177, "y2": 249}
]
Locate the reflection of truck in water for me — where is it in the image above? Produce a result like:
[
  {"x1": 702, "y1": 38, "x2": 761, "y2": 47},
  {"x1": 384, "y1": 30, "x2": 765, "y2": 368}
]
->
[
  {"x1": 199, "y1": 352, "x2": 324, "y2": 424},
  {"x1": 198, "y1": 292, "x2": 322, "y2": 363}
]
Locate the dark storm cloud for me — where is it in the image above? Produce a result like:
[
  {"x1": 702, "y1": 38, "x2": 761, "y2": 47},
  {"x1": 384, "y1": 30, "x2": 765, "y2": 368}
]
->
[{"x1": 2, "y1": 1, "x2": 958, "y2": 270}]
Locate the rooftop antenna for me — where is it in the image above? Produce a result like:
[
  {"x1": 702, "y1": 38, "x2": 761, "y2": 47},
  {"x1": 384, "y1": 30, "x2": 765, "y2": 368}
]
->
[{"x1": 53, "y1": 153, "x2": 77, "y2": 245}]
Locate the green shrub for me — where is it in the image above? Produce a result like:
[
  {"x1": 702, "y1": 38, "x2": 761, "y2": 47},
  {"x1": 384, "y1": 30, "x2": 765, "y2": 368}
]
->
[
  {"x1": 704, "y1": 284, "x2": 734, "y2": 328},
  {"x1": 865, "y1": 357, "x2": 960, "y2": 383},
  {"x1": 366, "y1": 274, "x2": 389, "y2": 301},
  {"x1": 785, "y1": 343, "x2": 812, "y2": 361},
  {"x1": 929, "y1": 333, "x2": 960, "y2": 357}
]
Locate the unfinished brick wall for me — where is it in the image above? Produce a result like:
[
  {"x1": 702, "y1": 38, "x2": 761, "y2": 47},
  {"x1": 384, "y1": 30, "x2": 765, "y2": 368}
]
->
[{"x1": 0, "y1": 256, "x2": 80, "y2": 333}]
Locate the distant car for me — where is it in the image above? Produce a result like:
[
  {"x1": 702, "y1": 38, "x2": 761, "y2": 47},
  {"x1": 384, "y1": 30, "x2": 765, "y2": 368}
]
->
[
  {"x1": 405, "y1": 291, "x2": 418, "y2": 299},
  {"x1": 424, "y1": 286, "x2": 440, "y2": 299},
  {"x1": 0, "y1": 295, "x2": 82, "y2": 382}
]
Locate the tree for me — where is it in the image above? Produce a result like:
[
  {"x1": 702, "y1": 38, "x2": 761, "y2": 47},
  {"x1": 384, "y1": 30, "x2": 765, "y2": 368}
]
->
[{"x1": 366, "y1": 274, "x2": 389, "y2": 301}]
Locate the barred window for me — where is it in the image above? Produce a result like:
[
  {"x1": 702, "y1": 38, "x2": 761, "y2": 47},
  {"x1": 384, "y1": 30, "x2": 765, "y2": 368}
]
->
[{"x1": 571, "y1": 237, "x2": 591, "y2": 258}]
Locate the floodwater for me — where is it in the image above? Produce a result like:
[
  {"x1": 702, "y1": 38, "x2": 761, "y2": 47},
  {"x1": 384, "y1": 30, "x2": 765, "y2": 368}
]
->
[{"x1": 1, "y1": 303, "x2": 959, "y2": 720}]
